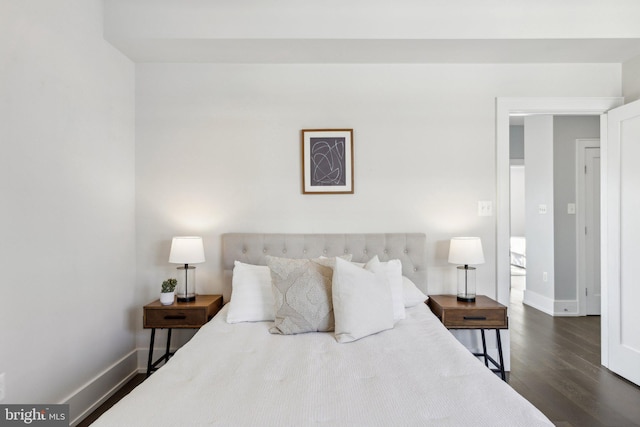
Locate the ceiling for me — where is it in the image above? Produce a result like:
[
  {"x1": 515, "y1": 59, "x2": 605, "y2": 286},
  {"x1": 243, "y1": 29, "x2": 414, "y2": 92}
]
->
[{"x1": 103, "y1": 0, "x2": 640, "y2": 64}]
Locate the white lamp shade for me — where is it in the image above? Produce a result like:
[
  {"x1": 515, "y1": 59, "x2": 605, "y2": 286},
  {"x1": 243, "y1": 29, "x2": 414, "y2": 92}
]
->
[
  {"x1": 448, "y1": 237, "x2": 485, "y2": 265},
  {"x1": 169, "y1": 236, "x2": 205, "y2": 264}
]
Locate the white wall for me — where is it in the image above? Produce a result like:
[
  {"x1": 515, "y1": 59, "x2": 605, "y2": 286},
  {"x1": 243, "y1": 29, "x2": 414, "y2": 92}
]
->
[
  {"x1": 0, "y1": 0, "x2": 135, "y2": 422},
  {"x1": 523, "y1": 116, "x2": 555, "y2": 311},
  {"x1": 622, "y1": 55, "x2": 640, "y2": 103},
  {"x1": 135, "y1": 63, "x2": 620, "y2": 349}
]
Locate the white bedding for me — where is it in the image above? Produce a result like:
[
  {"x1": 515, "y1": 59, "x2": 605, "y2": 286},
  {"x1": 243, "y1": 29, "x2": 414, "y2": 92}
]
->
[{"x1": 94, "y1": 303, "x2": 552, "y2": 427}]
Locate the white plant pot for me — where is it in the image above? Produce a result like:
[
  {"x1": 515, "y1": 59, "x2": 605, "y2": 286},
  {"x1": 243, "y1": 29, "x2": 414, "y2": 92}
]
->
[{"x1": 160, "y1": 292, "x2": 175, "y2": 305}]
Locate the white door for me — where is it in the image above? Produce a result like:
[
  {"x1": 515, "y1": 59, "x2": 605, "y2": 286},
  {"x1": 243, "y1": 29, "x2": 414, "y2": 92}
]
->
[
  {"x1": 603, "y1": 99, "x2": 640, "y2": 386},
  {"x1": 585, "y1": 148, "x2": 601, "y2": 315}
]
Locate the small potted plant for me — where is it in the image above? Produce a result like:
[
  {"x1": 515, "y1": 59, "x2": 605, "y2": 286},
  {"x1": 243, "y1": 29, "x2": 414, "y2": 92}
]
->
[{"x1": 160, "y1": 278, "x2": 177, "y2": 305}]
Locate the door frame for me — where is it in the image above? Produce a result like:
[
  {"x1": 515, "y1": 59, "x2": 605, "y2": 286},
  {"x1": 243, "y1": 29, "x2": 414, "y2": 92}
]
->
[
  {"x1": 576, "y1": 139, "x2": 600, "y2": 316},
  {"x1": 496, "y1": 97, "x2": 623, "y2": 368}
]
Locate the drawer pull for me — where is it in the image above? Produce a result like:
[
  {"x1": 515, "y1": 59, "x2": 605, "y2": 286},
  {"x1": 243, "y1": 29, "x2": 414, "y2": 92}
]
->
[
  {"x1": 463, "y1": 316, "x2": 487, "y2": 320},
  {"x1": 164, "y1": 315, "x2": 187, "y2": 320}
]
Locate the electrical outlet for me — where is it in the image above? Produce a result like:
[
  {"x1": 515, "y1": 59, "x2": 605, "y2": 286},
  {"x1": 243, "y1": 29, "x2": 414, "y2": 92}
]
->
[
  {"x1": 0, "y1": 372, "x2": 5, "y2": 402},
  {"x1": 538, "y1": 204, "x2": 548, "y2": 214},
  {"x1": 543, "y1": 272, "x2": 548, "y2": 282}
]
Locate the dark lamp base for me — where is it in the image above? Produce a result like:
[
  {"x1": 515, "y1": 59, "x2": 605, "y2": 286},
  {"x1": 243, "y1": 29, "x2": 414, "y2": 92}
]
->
[
  {"x1": 457, "y1": 296, "x2": 476, "y2": 302},
  {"x1": 177, "y1": 295, "x2": 196, "y2": 303}
]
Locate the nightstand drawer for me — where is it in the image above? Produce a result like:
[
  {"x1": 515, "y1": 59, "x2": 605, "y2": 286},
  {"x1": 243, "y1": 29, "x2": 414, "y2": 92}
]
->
[
  {"x1": 144, "y1": 308, "x2": 207, "y2": 328},
  {"x1": 143, "y1": 295, "x2": 222, "y2": 330},
  {"x1": 441, "y1": 309, "x2": 507, "y2": 329},
  {"x1": 427, "y1": 295, "x2": 508, "y2": 330}
]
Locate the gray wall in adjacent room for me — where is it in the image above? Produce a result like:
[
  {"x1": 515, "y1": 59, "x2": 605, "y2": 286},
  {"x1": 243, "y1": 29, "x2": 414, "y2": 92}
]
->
[
  {"x1": 553, "y1": 116, "x2": 600, "y2": 301},
  {"x1": 510, "y1": 125, "x2": 525, "y2": 160}
]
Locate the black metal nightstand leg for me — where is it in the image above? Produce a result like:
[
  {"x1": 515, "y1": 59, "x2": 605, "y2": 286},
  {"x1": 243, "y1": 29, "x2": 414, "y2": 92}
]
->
[
  {"x1": 146, "y1": 328, "x2": 156, "y2": 377},
  {"x1": 164, "y1": 329, "x2": 172, "y2": 362},
  {"x1": 473, "y1": 329, "x2": 507, "y2": 382},
  {"x1": 480, "y1": 329, "x2": 489, "y2": 367},
  {"x1": 147, "y1": 328, "x2": 176, "y2": 376},
  {"x1": 496, "y1": 329, "x2": 506, "y2": 381}
]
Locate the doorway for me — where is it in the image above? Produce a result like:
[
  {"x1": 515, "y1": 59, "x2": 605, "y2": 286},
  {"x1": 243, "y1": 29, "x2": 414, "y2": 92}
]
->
[
  {"x1": 507, "y1": 116, "x2": 600, "y2": 315},
  {"x1": 496, "y1": 96, "x2": 624, "y2": 373}
]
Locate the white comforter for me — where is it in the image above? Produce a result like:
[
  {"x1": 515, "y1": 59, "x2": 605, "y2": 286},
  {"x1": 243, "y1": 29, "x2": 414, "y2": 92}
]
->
[{"x1": 94, "y1": 304, "x2": 552, "y2": 426}]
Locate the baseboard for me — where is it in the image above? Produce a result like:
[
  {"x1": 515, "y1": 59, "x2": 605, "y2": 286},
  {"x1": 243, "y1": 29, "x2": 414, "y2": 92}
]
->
[
  {"x1": 523, "y1": 289, "x2": 554, "y2": 315},
  {"x1": 523, "y1": 290, "x2": 580, "y2": 317},
  {"x1": 62, "y1": 344, "x2": 189, "y2": 426},
  {"x1": 553, "y1": 299, "x2": 580, "y2": 316},
  {"x1": 64, "y1": 349, "x2": 139, "y2": 427}
]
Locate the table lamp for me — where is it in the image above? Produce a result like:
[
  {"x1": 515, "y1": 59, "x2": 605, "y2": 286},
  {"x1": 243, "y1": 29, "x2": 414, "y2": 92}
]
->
[
  {"x1": 448, "y1": 237, "x2": 485, "y2": 302},
  {"x1": 169, "y1": 236, "x2": 205, "y2": 302}
]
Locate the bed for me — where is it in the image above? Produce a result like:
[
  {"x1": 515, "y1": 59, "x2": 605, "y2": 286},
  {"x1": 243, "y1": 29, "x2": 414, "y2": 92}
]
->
[{"x1": 93, "y1": 233, "x2": 552, "y2": 426}]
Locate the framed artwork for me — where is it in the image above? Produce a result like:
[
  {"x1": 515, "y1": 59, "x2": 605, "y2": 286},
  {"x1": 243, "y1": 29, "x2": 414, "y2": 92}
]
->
[{"x1": 301, "y1": 129, "x2": 354, "y2": 194}]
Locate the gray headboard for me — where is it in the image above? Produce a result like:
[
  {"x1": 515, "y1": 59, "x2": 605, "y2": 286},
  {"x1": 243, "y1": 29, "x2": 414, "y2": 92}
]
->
[{"x1": 221, "y1": 233, "x2": 426, "y2": 302}]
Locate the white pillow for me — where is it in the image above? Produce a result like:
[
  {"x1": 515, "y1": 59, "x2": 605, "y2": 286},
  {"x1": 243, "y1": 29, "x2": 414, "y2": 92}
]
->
[
  {"x1": 332, "y1": 257, "x2": 394, "y2": 343},
  {"x1": 226, "y1": 261, "x2": 275, "y2": 323},
  {"x1": 402, "y1": 276, "x2": 428, "y2": 307},
  {"x1": 365, "y1": 256, "x2": 406, "y2": 321}
]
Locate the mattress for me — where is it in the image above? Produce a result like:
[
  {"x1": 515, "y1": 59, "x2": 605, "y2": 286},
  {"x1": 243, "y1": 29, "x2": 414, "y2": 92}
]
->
[{"x1": 93, "y1": 303, "x2": 552, "y2": 426}]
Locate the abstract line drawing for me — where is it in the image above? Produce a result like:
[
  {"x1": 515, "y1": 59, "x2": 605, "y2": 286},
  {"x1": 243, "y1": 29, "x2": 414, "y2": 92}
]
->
[
  {"x1": 302, "y1": 129, "x2": 353, "y2": 194},
  {"x1": 310, "y1": 138, "x2": 345, "y2": 186}
]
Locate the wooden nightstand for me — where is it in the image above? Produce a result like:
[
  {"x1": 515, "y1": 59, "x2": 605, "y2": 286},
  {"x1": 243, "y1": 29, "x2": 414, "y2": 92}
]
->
[
  {"x1": 143, "y1": 294, "x2": 223, "y2": 376},
  {"x1": 427, "y1": 294, "x2": 508, "y2": 381}
]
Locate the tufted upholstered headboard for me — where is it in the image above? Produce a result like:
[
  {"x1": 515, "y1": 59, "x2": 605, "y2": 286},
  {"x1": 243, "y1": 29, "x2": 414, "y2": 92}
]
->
[{"x1": 221, "y1": 233, "x2": 426, "y2": 302}]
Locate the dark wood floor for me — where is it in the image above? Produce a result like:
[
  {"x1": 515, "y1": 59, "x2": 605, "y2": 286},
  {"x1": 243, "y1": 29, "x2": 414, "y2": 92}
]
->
[
  {"x1": 508, "y1": 278, "x2": 640, "y2": 427},
  {"x1": 78, "y1": 284, "x2": 640, "y2": 426},
  {"x1": 76, "y1": 374, "x2": 145, "y2": 427}
]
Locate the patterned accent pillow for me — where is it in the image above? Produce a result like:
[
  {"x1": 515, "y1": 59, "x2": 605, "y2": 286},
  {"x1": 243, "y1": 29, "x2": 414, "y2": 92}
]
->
[{"x1": 267, "y1": 255, "x2": 351, "y2": 335}]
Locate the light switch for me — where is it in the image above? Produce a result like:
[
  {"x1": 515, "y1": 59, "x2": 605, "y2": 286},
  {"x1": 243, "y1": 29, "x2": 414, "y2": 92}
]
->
[
  {"x1": 567, "y1": 203, "x2": 576, "y2": 214},
  {"x1": 538, "y1": 204, "x2": 547, "y2": 214},
  {"x1": 478, "y1": 201, "x2": 493, "y2": 216}
]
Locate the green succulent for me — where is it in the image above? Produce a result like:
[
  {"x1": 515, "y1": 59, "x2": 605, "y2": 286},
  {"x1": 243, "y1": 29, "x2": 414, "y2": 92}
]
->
[{"x1": 161, "y1": 278, "x2": 177, "y2": 293}]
